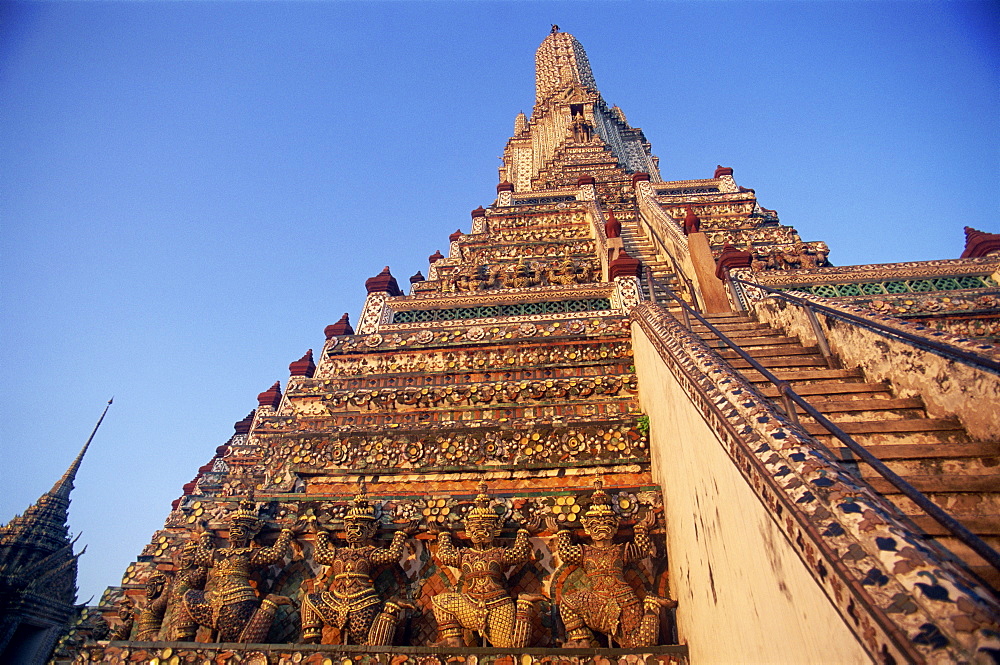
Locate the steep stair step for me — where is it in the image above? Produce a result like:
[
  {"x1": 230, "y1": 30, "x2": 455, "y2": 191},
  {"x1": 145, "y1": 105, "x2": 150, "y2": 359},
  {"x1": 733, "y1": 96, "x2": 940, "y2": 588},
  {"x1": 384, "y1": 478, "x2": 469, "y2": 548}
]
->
[
  {"x1": 834, "y1": 442, "x2": 997, "y2": 461},
  {"x1": 726, "y1": 355, "x2": 830, "y2": 369},
  {"x1": 716, "y1": 344, "x2": 821, "y2": 359},
  {"x1": 751, "y1": 378, "x2": 891, "y2": 399},
  {"x1": 702, "y1": 312, "x2": 752, "y2": 319},
  {"x1": 807, "y1": 396, "x2": 925, "y2": 411},
  {"x1": 866, "y1": 474, "x2": 1000, "y2": 495},
  {"x1": 698, "y1": 332, "x2": 789, "y2": 344},
  {"x1": 803, "y1": 418, "x2": 963, "y2": 436},
  {"x1": 909, "y1": 516, "x2": 1000, "y2": 536},
  {"x1": 702, "y1": 313, "x2": 752, "y2": 320},
  {"x1": 691, "y1": 322, "x2": 772, "y2": 334},
  {"x1": 744, "y1": 368, "x2": 866, "y2": 383},
  {"x1": 703, "y1": 335, "x2": 802, "y2": 349},
  {"x1": 803, "y1": 397, "x2": 926, "y2": 418}
]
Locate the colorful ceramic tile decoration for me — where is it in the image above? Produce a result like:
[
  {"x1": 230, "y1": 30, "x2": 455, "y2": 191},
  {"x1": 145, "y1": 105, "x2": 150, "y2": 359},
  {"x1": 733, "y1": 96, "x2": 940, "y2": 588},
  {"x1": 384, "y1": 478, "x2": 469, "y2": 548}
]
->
[{"x1": 20, "y1": 26, "x2": 1000, "y2": 665}]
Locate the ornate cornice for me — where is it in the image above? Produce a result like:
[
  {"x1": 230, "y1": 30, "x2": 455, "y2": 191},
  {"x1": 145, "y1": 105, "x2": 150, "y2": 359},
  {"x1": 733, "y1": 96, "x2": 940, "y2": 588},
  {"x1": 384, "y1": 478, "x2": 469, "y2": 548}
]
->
[{"x1": 754, "y1": 256, "x2": 1000, "y2": 286}]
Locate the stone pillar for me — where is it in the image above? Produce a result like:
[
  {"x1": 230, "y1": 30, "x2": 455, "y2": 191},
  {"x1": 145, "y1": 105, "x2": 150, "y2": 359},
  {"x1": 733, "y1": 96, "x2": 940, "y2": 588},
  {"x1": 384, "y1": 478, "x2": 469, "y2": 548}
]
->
[{"x1": 687, "y1": 232, "x2": 732, "y2": 314}]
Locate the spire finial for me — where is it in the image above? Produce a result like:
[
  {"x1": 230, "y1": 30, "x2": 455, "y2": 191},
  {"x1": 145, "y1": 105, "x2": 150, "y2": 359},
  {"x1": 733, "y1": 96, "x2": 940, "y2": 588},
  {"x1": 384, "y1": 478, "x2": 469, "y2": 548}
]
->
[{"x1": 50, "y1": 398, "x2": 112, "y2": 500}]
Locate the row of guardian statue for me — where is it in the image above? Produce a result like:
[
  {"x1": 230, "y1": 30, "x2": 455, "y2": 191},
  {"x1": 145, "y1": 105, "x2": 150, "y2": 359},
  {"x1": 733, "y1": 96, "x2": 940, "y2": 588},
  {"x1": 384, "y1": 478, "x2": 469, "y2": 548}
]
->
[{"x1": 112, "y1": 481, "x2": 676, "y2": 649}]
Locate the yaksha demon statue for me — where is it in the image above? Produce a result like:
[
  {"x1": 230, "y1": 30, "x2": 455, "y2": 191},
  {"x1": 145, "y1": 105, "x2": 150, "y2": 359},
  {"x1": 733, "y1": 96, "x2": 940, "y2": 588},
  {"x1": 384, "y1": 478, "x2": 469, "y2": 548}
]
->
[
  {"x1": 180, "y1": 499, "x2": 295, "y2": 642},
  {"x1": 554, "y1": 481, "x2": 676, "y2": 648},
  {"x1": 134, "y1": 572, "x2": 169, "y2": 641},
  {"x1": 300, "y1": 482, "x2": 412, "y2": 645},
  {"x1": 109, "y1": 595, "x2": 135, "y2": 641},
  {"x1": 431, "y1": 481, "x2": 540, "y2": 648},
  {"x1": 165, "y1": 541, "x2": 208, "y2": 641}
]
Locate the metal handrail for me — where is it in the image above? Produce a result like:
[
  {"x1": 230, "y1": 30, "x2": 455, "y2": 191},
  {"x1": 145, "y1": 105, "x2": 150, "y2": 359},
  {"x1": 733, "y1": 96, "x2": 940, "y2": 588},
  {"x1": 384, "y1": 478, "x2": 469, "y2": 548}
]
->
[
  {"x1": 653, "y1": 282, "x2": 1000, "y2": 573},
  {"x1": 733, "y1": 277, "x2": 1000, "y2": 374}
]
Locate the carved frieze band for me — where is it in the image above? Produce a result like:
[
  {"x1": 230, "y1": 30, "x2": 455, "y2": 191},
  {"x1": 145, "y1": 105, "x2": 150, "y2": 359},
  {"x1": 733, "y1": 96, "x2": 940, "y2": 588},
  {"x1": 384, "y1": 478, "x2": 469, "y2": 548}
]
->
[{"x1": 753, "y1": 256, "x2": 1000, "y2": 285}]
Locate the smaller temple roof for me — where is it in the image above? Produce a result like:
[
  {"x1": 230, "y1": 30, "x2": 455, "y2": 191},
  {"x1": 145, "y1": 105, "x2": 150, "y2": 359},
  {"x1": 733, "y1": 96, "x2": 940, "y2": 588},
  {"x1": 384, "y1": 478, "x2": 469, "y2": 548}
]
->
[{"x1": 0, "y1": 399, "x2": 110, "y2": 599}]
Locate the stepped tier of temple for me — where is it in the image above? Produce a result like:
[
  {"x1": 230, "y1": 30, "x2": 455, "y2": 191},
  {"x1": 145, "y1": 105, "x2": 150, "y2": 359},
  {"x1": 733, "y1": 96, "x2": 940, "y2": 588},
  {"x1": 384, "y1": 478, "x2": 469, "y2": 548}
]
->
[{"x1": 44, "y1": 26, "x2": 1000, "y2": 665}]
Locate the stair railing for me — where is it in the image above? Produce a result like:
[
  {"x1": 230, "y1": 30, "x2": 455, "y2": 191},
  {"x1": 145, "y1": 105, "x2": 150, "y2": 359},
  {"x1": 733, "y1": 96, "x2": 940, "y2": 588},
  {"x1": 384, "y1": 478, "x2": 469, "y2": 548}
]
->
[
  {"x1": 582, "y1": 202, "x2": 612, "y2": 282},
  {"x1": 654, "y1": 280, "x2": 1000, "y2": 572},
  {"x1": 732, "y1": 278, "x2": 1000, "y2": 375},
  {"x1": 631, "y1": 210, "x2": 701, "y2": 311}
]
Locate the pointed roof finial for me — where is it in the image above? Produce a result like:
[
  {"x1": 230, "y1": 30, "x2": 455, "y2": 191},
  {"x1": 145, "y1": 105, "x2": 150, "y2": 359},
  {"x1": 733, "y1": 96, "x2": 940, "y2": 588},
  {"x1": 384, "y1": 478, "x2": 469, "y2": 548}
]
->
[
  {"x1": 50, "y1": 399, "x2": 112, "y2": 501},
  {"x1": 325, "y1": 313, "x2": 355, "y2": 338},
  {"x1": 961, "y1": 226, "x2": 1000, "y2": 258}
]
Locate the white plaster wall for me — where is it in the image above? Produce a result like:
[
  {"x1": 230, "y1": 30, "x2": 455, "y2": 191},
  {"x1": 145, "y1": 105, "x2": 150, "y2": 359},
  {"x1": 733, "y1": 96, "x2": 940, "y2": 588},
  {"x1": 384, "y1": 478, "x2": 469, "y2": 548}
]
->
[{"x1": 632, "y1": 325, "x2": 871, "y2": 664}]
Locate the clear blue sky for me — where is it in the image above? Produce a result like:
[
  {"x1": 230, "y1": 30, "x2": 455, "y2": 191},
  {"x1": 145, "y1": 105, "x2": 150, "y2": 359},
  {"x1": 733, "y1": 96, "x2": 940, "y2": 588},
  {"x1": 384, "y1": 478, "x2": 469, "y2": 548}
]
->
[{"x1": 2, "y1": 1, "x2": 997, "y2": 604}]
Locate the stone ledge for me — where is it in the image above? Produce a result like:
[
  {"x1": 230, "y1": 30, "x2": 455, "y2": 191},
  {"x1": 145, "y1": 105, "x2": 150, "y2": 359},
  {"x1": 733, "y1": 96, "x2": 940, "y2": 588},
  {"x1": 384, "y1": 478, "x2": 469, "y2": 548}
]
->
[{"x1": 78, "y1": 642, "x2": 689, "y2": 664}]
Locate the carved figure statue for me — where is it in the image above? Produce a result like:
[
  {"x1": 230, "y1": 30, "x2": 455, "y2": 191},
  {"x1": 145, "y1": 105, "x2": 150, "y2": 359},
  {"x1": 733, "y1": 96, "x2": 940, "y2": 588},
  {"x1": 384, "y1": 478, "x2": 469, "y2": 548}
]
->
[
  {"x1": 180, "y1": 500, "x2": 295, "y2": 642},
  {"x1": 431, "y1": 481, "x2": 540, "y2": 648},
  {"x1": 166, "y1": 541, "x2": 208, "y2": 641},
  {"x1": 554, "y1": 481, "x2": 676, "y2": 648},
  {"x1": 300, "y1": 482, "x2": 413, "y2": 645},
  {"x1": 503, "y1": 259, "x2": 538, "y2": 289},
  {"x1": 109, "y1": 596, "x2": 135, "y2": 641},
  {"x1": 135, "y1": 572, "x2": 170, "y2": 641}
]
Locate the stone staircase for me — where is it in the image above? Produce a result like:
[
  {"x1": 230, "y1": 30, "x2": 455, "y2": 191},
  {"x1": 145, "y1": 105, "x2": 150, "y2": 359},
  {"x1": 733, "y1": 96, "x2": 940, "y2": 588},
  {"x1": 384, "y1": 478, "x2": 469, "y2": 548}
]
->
[
  {"x1": 691, "y1": 312, "x2": 1000, "y2": 588},
  {"x1": 616, "y1": 212, "x2": 681, "y2": 306}
]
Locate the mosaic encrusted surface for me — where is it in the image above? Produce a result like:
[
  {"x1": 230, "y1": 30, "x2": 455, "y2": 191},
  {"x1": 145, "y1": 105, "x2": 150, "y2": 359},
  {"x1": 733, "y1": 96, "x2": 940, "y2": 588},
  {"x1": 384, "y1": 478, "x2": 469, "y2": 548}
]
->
[
  {"x1": 105, "y1": 187, "x2": 670, "y2": 650},
  {"x1": 76, "y1": 643, "x2": 689, "y2": 664}
]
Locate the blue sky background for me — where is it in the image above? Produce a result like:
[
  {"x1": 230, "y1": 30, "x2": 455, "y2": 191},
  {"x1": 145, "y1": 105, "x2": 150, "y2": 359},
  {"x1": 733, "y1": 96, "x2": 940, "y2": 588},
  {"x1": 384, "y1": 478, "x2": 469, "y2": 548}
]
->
[{"x1": 1, "y1": 1, "x2": 997, "y2": 604}]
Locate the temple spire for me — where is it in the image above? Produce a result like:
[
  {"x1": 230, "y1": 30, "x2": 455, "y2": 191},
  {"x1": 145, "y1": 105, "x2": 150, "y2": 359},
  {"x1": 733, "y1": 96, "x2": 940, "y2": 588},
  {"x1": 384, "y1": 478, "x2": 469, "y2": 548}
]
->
[
  {"x1": 534, "y1": 29, "x2": 598, "y2": 106},
  {"x1": 502, "y1": 28, "x2": 660, "y2": 192},
  {"x1": 0, "y1": 400, "x2": 110, "y2": 653},
  {"x1": 50, "y1": 398, "x2": 112, "y2": 500}
]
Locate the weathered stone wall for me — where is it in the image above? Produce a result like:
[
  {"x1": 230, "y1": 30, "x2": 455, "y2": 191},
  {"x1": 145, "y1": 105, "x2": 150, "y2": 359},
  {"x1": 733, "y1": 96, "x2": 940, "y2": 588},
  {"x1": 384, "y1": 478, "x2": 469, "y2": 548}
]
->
[
  {"x1": 752, "y1": 296, "x2": 1000, "y2": 440},
  {"x1": 631, "y1": 325, "x2": 870, "y2": 665}
]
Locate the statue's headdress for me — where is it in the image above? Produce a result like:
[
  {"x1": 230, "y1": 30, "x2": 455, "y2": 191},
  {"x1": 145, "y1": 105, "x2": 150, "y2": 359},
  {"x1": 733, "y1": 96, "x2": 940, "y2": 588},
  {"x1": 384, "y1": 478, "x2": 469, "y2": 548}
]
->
[
  {"x1": 465, "y1": 481, "x2": 501, "y2": 525},
  {"x1": 146, "y1": 571, "x2": 167, "y2": 589},
  {"x1": 229, "y1": 499, "x2": 263, "y2": 533},
  {"x1": 345, "y1": 479, "x2": 377, "y2": 523},
  {"x1": 176, "y1": 540, "x2": 199, "y2": 566},
  {"x1": 582, "y1": 479, "x2": 617, "y2": 521}
]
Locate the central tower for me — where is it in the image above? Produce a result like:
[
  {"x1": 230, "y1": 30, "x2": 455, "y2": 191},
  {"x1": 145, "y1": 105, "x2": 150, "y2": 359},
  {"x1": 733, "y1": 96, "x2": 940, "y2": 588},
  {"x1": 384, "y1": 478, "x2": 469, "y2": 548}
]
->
[{"x1": 503, "y1": 27, "x2": 660, "y2": 193}]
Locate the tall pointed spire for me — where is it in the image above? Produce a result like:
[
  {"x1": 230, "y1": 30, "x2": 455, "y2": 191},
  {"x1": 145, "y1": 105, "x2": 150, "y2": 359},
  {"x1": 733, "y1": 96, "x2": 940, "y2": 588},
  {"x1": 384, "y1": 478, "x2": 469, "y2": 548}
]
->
[
  {"x1": 501, "y1": 28, "x2": 661, "y2": 192},
  {"x1": 0, "y1": 400, "x2": 110, "y2": 662},
  {"x1": 50, "y1": 398, "x2": 111, "y2": 500},
  {"x1": 1, "y1": 399, "x2": 111, "y2": 573}
]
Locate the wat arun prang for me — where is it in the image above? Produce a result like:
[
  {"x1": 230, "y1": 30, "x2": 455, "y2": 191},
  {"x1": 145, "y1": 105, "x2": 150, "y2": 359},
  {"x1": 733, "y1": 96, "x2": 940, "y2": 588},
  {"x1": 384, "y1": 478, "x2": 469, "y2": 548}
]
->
[{"x1": 65, "y1": 27, "x2": 1000, "y2": 664}]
